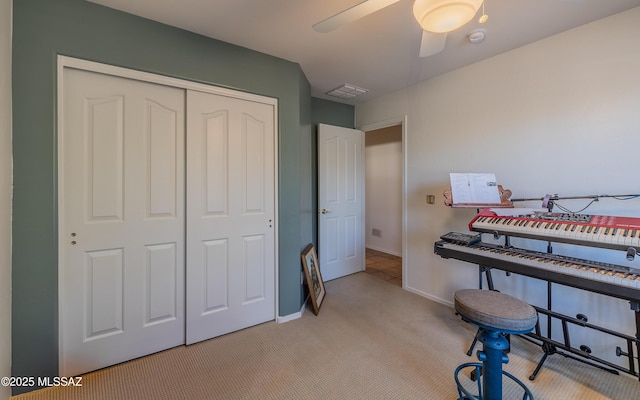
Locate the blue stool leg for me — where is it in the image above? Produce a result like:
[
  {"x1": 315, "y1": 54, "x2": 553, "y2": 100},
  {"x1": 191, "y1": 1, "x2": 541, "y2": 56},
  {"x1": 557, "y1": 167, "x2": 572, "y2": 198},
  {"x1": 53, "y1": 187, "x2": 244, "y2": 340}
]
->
[{"x1": 477, "y1": 330, "x2": 509, "y2": 400}]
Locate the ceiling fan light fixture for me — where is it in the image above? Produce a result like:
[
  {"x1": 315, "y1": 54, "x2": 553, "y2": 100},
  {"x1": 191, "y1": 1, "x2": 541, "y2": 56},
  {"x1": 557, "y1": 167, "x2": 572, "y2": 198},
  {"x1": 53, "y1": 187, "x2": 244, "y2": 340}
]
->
[{"x1": 413, "y1": 0, "x2": 483, "y2": 33}]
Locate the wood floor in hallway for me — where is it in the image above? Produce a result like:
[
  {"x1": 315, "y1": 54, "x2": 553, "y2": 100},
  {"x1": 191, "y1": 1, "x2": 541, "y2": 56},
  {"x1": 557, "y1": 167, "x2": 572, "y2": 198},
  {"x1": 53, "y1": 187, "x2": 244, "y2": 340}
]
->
[{"x1": 365, "y1": 248, "x2": 401, "y2": 287}]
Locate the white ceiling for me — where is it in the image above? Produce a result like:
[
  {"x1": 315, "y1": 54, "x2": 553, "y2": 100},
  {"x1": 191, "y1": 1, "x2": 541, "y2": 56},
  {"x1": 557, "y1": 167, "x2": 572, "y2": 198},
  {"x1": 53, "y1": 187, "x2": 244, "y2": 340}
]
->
[{"x1": 86, "y1": 0, "x2": 640, "y2": 105}]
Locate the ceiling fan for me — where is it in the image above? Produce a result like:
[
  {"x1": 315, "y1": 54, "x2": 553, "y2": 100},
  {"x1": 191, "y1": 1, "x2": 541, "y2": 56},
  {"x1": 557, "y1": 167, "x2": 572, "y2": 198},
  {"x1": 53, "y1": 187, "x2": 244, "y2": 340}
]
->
[{"x1": 313, "y1": 0, "x2": 486, "y2": 58}]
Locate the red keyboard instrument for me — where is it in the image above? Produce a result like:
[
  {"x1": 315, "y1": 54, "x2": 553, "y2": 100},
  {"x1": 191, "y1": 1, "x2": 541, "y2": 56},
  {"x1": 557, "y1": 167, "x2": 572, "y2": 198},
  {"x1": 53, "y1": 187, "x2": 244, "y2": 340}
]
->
[{"x1": 469, "y1": 208, "x2": 640, "y2": 251}]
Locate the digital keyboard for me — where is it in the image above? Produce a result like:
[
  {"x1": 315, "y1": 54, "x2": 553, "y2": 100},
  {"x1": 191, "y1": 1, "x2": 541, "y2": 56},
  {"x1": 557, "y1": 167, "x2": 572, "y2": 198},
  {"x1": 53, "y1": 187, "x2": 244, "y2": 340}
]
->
[
  {"x1": 436, "y1": 207, "x2": 640, "y2": 381},
  {"x1": 469, "y1": 208, "x2": 640, "y2": 251},
  {"x1": 434, "y1": 239, "x2": 640, "y2": 303}
]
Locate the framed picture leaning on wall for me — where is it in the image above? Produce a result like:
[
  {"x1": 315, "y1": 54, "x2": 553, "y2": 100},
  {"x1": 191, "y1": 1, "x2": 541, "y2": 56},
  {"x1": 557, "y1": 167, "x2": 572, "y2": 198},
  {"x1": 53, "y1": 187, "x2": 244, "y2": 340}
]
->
[{"x1": 301, "y1": 243, "x2": 325, "y2": 315}]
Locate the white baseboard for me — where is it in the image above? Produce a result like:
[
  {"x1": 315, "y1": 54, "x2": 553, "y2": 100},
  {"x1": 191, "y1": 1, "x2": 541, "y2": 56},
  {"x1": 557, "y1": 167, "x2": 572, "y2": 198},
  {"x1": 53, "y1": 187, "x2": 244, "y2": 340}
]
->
[
  {"x1": 276, "y1": 297, "x2": 307, "y2": 323},
  {"x1": 404, "y1": 285, "x2": 454, "y2": 308}
]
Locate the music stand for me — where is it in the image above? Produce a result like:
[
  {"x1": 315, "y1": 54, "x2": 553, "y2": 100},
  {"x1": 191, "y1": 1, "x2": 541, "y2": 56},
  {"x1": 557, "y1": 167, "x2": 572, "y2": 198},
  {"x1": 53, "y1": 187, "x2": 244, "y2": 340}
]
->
[{"x1": 443, "y1": 185, "x2": 513, "y2": 208}]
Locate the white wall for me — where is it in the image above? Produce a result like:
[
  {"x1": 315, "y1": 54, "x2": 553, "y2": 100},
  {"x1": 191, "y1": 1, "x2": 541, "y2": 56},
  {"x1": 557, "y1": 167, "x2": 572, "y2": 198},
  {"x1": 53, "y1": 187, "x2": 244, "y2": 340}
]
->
[
  {"x1": 365, "y1": 125, "x2": 402, "y2": 256},
  {"x1": 356, "y1": 7, "x2": 640, "y2": 367},
  {"x1": 0, "y1": 1, "x2": 11, "y2": 399}
]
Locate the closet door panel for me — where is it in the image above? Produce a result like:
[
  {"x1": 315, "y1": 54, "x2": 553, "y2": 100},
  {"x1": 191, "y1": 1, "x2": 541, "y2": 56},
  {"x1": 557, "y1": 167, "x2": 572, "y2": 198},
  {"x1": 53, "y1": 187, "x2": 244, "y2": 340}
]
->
[
  {"x1": 186, "y1": 90, "x2": 275, "y2": 345},
  {"x1": 60, "y1": 68, "x2": 185, "y2": 376}
]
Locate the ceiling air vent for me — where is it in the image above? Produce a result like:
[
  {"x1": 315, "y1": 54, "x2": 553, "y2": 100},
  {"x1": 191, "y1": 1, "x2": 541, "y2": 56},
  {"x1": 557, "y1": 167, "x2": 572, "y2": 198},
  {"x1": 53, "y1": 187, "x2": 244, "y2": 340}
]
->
[{"x1": 326, "y1": 84, "x2": 368, "y2": 100}]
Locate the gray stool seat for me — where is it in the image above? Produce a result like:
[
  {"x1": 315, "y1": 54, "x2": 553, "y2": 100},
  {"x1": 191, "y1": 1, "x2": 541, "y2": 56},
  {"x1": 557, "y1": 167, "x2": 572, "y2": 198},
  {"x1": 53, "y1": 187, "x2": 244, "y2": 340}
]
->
[
  {"x1": 455, "y1": 289, "x2": 537, "y2": 334},
  {"x1": 453, "y1": 289, "x2": 538, "y2": 400}
]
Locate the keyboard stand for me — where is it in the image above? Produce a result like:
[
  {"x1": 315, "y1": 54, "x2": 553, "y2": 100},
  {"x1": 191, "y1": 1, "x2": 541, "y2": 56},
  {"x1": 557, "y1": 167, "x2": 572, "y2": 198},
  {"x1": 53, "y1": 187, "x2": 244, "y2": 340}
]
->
[
  {"x1": 468, "y1": 267, "x2": 639, "y2": 380},
  {"x1": 526, "y1": 287, "x2": 620, "y2": 380}
]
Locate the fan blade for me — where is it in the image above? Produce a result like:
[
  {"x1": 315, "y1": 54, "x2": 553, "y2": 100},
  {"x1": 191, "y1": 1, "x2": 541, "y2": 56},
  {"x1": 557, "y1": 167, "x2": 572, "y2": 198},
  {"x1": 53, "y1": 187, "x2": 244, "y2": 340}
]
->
[
  {"x1": 313, "y1": 0, "x2": 402, "y2": 33},
  {"x1": 419, "y1": 30, "x2": 447, "y2": 58}
]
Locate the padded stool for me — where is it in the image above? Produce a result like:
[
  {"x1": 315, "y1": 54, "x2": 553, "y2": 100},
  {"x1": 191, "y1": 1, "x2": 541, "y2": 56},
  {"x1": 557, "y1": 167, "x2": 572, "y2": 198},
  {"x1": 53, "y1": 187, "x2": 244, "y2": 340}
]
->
[{"x1": 454, "y1": 289, "x2": 538, "y2": 400}]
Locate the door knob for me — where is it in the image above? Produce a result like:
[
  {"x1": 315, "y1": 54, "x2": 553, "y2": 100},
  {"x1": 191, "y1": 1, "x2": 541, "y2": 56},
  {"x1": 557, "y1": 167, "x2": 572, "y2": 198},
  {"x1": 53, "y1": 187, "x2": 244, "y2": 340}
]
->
[{"x1": 320, "y1": 209, "x2": 331, "y2": 214}]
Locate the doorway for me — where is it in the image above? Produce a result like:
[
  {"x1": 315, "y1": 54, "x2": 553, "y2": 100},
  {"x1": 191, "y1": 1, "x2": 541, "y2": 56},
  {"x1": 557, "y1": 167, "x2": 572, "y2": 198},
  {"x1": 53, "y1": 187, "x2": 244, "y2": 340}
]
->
[{"x1": 363, "y1": 123, "x2": 403, "y2": 286}]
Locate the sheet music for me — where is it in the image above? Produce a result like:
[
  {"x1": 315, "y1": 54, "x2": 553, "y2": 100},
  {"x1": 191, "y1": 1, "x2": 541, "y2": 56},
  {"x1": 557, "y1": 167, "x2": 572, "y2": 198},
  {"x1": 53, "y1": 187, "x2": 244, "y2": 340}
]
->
[{"x1": 449, "y1": 173, "x2": 501, "y2": 204}]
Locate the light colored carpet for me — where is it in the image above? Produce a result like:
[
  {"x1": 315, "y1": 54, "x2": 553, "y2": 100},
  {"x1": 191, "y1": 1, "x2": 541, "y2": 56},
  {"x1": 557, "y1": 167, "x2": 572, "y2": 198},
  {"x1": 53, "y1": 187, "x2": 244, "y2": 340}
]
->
[{"x1": 13, "y1": 272, "x2": 640, "y2": 399}]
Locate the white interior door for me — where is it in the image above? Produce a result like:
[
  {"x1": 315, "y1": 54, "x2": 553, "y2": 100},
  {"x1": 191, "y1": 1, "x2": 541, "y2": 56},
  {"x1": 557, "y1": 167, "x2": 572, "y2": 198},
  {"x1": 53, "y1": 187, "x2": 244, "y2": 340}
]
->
[
  {"x1": 318, "y1": 123, "x2": 365, "y2": 281},
  {"x1": 185, "y1": 90, "x2": 276, "y2": 345},
  {"x1": 59, "y1": 68, "x2": 185, "y2": 376}
]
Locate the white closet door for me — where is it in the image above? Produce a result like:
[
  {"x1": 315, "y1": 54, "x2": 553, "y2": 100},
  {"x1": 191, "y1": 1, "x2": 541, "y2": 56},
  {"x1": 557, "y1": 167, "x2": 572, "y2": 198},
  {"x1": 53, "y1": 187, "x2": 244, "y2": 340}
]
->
[
  {"x1": 186, "y1": 90, "x2": 275, "y2": 345},
  {"x1": 59, "y1": 68, "x2": 185, "y2": 376}
]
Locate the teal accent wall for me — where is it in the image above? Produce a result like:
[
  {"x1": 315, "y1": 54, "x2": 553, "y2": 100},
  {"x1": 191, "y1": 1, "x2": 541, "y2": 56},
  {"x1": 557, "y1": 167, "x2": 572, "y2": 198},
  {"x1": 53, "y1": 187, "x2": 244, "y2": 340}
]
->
[
  {"x1": 11, "y1": 0, "x2": 320, "y2": 391},
  {"x1": 298, "y1": 76, "x2": 313, "y2": 304},
  {"x1": 311, "y1": 97, "x2": 355, "y2": 129}
]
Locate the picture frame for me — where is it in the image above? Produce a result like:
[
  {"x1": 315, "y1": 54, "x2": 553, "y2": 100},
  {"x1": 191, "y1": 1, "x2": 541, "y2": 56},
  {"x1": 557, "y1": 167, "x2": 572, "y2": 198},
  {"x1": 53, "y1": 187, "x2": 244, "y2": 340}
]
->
[{"x1": 301, "y1": 243, "x2": 325, "y2": 315}]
